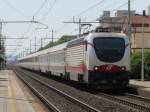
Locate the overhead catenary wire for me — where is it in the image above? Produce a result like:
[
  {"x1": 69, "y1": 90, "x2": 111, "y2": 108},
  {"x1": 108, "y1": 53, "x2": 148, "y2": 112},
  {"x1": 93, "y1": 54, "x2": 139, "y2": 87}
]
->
[
  {"x1": 111, "y1": 0, "x2": 136, "y2": 13},
  {"x1": 56, "y1": 0, "x2": 105, "y2": 33},
  {"x1": 111, "y1": 1, "x2": 129, "y2": 13},
  {"x1": 2, "y1": 0, "x2": 30, "y2": 19},
  {"x1": 3, "y1": 0, "x2": 53, "y2": 56},
  {"x1": 14, "y1": 0, "x2": 136, "y2": 57},
  {"x1": 15, "y1": 0, "x2": 54, "y2": 55},
  {"x1": 26, "y1": 0, "x2": 57, "y2": 53},
  {"x1": 56, "y1": 0, "x2": 106, "y2": 35},
  {"x1": 16, "y1": 0, "x2": 106, "y2": 55},
  {"x1": 40, "y1": 0, "x2": 56, "y2": 21},
  {"x1": 3, "y1": 20, "x2": 39, "y2": 54},
  {"x1": 58, "y1": 0, "x2": 137, "y2": 35},
  {"x1": 76, "y1": 0, "x2": 105, "y2": 17},
  {"x1": 34, "y1": 0, "x2": 48, "y2": 17},
  {"x1": 20, "y1": 0, "x2": 48, "y2": 39}
]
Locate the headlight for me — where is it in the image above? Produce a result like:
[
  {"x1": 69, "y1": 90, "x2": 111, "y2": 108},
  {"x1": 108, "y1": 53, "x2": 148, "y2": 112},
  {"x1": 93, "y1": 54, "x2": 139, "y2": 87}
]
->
[
  {"x1": 120, "y1": 66, "x2": 126, "y2": 71},
  {"x1": 94, "y1": 66, "x2": 99, "y2": 71}
]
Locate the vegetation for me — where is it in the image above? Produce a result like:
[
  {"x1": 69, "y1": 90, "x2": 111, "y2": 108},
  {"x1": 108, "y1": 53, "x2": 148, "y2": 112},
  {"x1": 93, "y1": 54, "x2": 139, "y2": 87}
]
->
[
  {"x1": 0, "y1": 54, "x2": 4, "y2": 61},
  {"x1": 131, "y1": 50, "x2": 150, "y2": 80},
  {"x1": 38, "y1": 35, "x2": 76, "y2": 51}
]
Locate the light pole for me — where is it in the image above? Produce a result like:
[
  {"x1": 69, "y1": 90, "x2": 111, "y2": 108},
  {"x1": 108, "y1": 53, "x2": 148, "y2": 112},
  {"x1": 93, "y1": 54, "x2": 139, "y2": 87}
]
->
[
  {"x1": 41, "y1": 38, "x2": 43, "y2": 48},
  {"x1": 51, "y1": 29, "x2": 54, "y2": 43},
  {"x1": 35, "y1": 25, "x2": 49, "y2": 49},
  {"x1": 34, "y1": 36, "x2": 37, "y2": 52},
  {"x1": 141, "y1": 10, "x2": 146, "y2": 81},
  {"x1": 0, "y1": 22, "x2": 2, "y2": 69},
  {"x1": 128, "y1": 0, "x2": 132, "y2": 42},
  {"x1": 30, "y1": 40, "x2": 32, "y2": 54},
  {"x1": 79, "y1": 18, "x2": 81, "y2": 37}
]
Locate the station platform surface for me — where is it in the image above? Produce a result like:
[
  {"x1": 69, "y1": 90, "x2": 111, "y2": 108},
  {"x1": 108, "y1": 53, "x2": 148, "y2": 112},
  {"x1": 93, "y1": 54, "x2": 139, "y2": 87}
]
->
[
  {"x1": 129, "y1": 80, "x2": 150, "y2": 97},
  {"x1": 0, "y1": 70, "x2": 48, "y2": 112}
]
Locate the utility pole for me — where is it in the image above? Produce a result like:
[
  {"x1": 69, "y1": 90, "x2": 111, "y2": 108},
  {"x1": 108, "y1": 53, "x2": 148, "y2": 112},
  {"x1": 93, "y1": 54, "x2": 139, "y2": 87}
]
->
[
  {"x1": 0, "y1": 22, "x2": 3, "y2": 70},
  {"x1": 141, "y1": 10, "x2": 146, "y2": 81},
  {"x1": 79, "y1": 18, "x2": 81, "y2": 37},
  {"x1": 51, "y1": 29, "x2": 54, "y2": 43},
  {"x1": 41, "y1": 38, "x2": 43, "y2": 48},
  {"x1": 40, "y1": 37, "x2": 52, "y2": 49},
  {"x1": 63, "y1": 19, "x2": 100, "y2": 37},
  {"x1": 0, "y1": 22, "x2": 2, "y2": 46},
  {"x1": 63, "y1": 18, "x2": 84, "y2": 37},
  {"x1": 21, "y1": 51, "x2": 23, "y2": 58},
  {"x1": 0, "y1": 20, "x2": 43, "y2": 69},
  {"x1": 35, "y1": 36, "x2": 37, "y2": 52},
  {"x1": 128, "y1": 0, "x2": 132, "y2": 41},
  {"x1": 30, "y1": 40, "x2": 32, "y2": 54}
]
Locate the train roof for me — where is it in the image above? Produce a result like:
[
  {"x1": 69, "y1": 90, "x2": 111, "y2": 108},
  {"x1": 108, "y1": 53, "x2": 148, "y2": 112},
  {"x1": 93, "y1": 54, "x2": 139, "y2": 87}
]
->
[
  {"x1": 18, "y1": 42, "x2": 68, "y2": 61},
  {"x1": 18, "y1": 32, "x2": 127, "y2": 61},
  {"x1": 89, "y1": 32, "x2": 127, "y2": 37},
  {"x1": 67, "y1": 36, "x2": 85, "y2": 46}
]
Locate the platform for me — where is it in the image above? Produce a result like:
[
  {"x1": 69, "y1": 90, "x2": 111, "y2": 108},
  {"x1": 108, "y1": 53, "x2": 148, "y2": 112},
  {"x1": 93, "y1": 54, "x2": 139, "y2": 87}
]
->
[
  {"x1": 0, "y1": 70, "x2": 48, "y2": 112},
  {"x1": 129, "y1": 80, "x2": 150, "y2": 97}
]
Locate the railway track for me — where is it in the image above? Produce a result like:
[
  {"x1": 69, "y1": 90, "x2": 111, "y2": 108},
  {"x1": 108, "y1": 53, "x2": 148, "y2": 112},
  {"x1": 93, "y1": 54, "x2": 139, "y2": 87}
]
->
[
  {"x1": 14, "y1": 67, "x2": 150, "y2": 112},
  {"x1": 124, "y1": 93, "x2": 150, "y2": 104},
  {"x1": 14, "y1": 68, "x2": 101, "y2": 112},
  {"x1": 96, "y1": 92, "x2": 150, "y2": 112},
  {"x1": 14, "y1": 69, "x2": 61, "y2": 112}
]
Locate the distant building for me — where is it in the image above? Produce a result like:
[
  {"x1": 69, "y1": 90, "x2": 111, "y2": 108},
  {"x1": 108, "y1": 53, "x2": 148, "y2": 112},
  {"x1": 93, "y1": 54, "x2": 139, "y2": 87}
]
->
[
  {"x1": 102, "y1": 11, "x2": 110, "y2": 17},
  {"x1": 148, "y1": 5, "x2": 150, "y2": 15},
  {"x1": 115, "y1": 10, "x2": 136, "y2": 17},
  {"x1": 98, "y1": 10, "x2": 150, "y2": 51}
]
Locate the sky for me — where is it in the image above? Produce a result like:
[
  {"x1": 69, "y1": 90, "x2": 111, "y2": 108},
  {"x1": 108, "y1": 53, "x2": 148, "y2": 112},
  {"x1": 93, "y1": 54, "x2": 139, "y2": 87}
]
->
[{"x1": 0, "y1": 0, "x2": 150, "y2": 59}]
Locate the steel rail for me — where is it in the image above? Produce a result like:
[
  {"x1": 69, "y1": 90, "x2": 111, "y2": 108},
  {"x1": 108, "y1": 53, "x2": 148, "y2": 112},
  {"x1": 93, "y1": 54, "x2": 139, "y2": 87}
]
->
[
  {"x1": 14, "y1": 69, "x2": 61, "y2": 112},
  {"x1": 124, "y1": 93, "x2": 150, "y2": 104},
  {"x1": 97, "y1": 92, "x2": 150, "y2": 112},
  {"x1": 16, "y1": 68, "x2": 101, "y2": 112}
]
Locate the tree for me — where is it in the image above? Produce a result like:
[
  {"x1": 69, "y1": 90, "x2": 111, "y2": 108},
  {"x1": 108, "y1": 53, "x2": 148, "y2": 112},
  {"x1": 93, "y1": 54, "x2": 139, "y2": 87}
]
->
[
  {"x1": 131, "y1": 50, "x2": 150, "y2": 80},
  {"x1": 38, "y1": 35, "x2": 76, "y2": 51}
]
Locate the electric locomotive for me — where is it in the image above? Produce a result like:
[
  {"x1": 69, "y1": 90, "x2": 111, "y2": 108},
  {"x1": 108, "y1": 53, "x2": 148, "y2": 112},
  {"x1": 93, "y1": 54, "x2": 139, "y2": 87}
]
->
[{"x1": 18, "y1": 27, "x2": 130, "y2": 89}]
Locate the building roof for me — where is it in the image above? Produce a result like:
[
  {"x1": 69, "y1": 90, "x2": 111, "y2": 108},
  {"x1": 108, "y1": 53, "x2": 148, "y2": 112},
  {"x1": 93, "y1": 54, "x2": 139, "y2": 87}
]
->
[
  {"x1": 99, "y1": 14, "x2": 150, "y2": 27},
  {"x1": 131, "y1": 14, "x2": 150, "y2": 25}
]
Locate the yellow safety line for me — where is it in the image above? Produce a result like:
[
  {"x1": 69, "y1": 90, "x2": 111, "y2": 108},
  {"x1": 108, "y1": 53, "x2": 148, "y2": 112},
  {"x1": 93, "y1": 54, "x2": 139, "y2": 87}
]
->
[{"x1": 7, "y1": 71, "x2": 19, "y2": 112}]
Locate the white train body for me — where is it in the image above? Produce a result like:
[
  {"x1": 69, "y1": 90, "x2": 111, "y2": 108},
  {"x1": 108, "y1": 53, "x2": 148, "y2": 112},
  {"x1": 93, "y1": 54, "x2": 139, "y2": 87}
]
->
[{"x1": 18, "y1": 32, "x2": 130, "y2": 88}]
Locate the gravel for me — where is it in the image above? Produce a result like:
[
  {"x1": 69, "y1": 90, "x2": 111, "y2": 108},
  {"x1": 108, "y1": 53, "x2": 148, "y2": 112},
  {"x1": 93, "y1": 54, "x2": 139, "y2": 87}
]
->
[
  {"x1": 18, "y1": 68, "x2": 140, "y2": 112},
  {"x1": 115, "y1": 95, "x2": 150, "y2": 108},
  {"x1": 17, "y1": 71, "x2": 88, "y2": 112}
]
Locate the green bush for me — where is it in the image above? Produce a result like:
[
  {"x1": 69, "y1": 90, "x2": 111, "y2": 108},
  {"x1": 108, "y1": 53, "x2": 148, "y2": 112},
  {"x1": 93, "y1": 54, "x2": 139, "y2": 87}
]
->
[
  {"x1": 131, "y1": 50, "x2": 150, "y2": 79},
  {"x1": 38, "y1": 35, "x2": 76, "y2": 51}
]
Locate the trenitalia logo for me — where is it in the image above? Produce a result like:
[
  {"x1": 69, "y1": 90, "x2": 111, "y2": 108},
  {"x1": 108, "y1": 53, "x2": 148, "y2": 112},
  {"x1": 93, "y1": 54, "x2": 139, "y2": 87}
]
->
[
  {"x1": 105, "y1": 65, "x2": 113, "y2": 71},
  {"x1": 99, "y1": 64, "x2": 120, "y2": 73}
]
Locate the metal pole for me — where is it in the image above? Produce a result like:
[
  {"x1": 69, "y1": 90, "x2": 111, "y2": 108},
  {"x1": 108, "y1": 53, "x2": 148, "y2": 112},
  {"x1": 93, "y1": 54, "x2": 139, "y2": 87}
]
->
[
  {"x1": 41, "y1": 38, "x2": 43, "y2": 48},
  {"x1": 141, "y1": 10, "x2": 145, "y2": 81},
  {"x1": 26, "y1": 49, "x2": 28, "y2": 55},
  {"x1": 30, "y1": 40, "x2": 31, "y2": 54},
  {"x1": 35, "y1": 36, "x2": 36, "y2": 52},
  {"x1": 2, "y1": 36, "x2": 5, "y2": 69},
  {"x1": 0, "y1": 22, "x2": 2, "y2": 70},
  {"x1": 79, "y1": 18, "x2": 81, "y2": 37},
  {"x1": 22, "y1": 51, "x2": 24, "y2": 57},
  {"x1": 128, "y1": 0, "x2": 131, "y2": 41},
  {"x1": 52, "y1": 29, "x2": 54, "y2": 43}
]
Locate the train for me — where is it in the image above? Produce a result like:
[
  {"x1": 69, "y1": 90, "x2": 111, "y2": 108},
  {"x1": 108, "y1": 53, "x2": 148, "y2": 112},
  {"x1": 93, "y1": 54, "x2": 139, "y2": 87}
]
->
[{"x1": 17, "y1": 28, "x2": 130, "y2": 89}]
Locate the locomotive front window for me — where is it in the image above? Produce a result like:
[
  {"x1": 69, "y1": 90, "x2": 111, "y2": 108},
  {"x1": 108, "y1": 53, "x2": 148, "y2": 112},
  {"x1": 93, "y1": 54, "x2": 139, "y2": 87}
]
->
[{"x1": 93, "y1": 37, "x2": 125, "y2": 62}]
